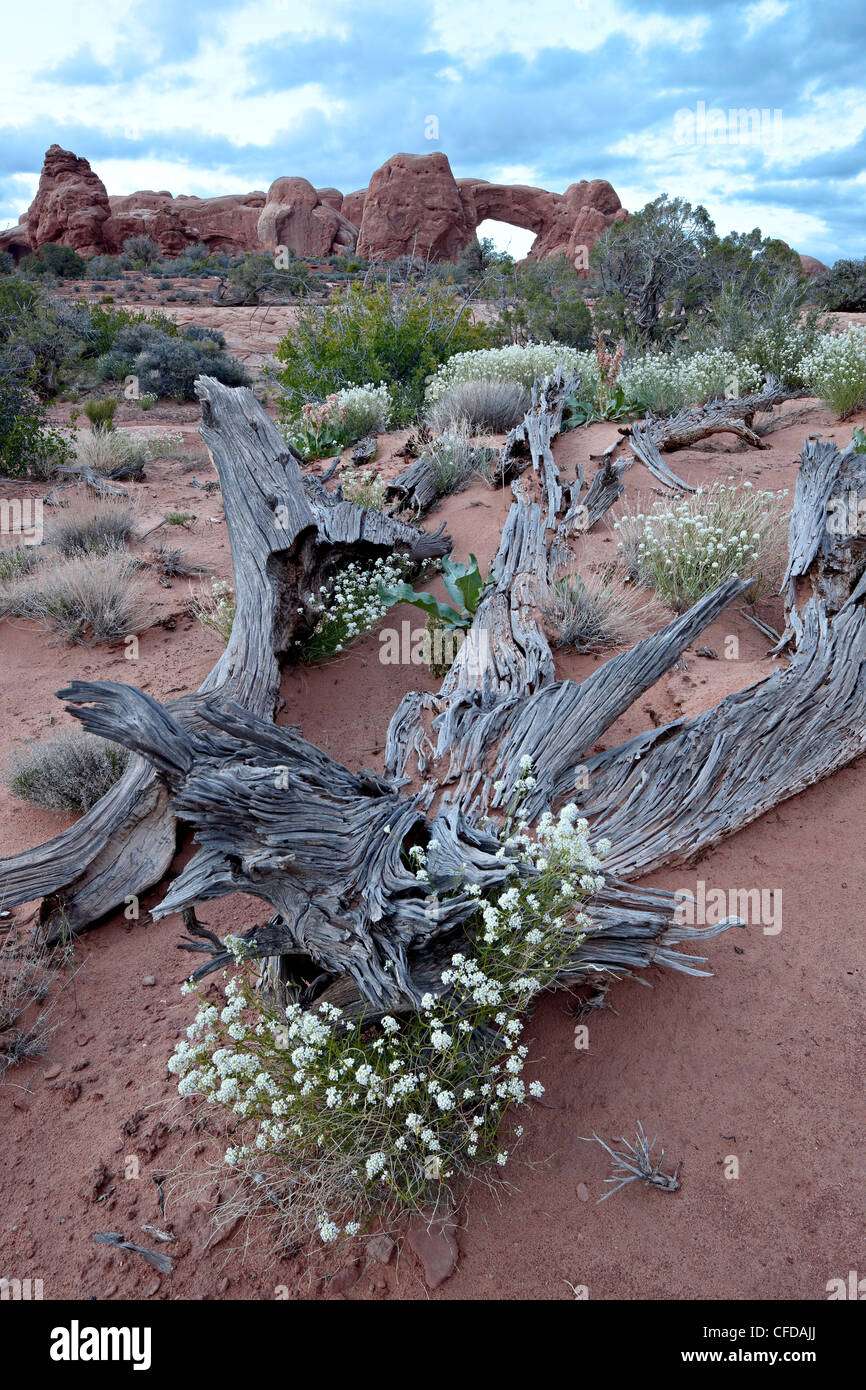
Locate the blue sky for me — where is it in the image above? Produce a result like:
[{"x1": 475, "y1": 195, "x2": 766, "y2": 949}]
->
[{"x1": 2, "y1": 0, "x2": 864, "y2": 263}]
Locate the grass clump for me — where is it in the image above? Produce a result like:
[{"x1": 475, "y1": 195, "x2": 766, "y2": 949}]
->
[
  {"x1": 1, "y1": 552, "x2": 152, "y2": 642},
  {"x1": 425, "y1": 379, "x2": 530, "y2": 434},
  {"x1": 46, "y1": 495, "x2": 137, "y2": 557},
  {"x1": 73, "y1": 428, "x2": 150, "y2": 476},
  {"x1": 168, "y1": 762, "x2": 608, "y2": 1243},
  {"x1": 614, "y1": 482, "x2": 789, "y2": 612},
  {"x1": 538, "y1": 567, "x2": 662, "y2": 651},
  {"x1": 0, "y1": 546, "x2": 41, "y2": 585},
  {"x1": 4, "y1": 729, "x2": 129, "y2": 813},
  {"x1": 83, "y1": 397, "x2": 118, "y2": 430}
]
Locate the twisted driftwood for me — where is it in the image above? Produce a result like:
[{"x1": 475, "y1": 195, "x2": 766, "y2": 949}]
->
[{"x1": 2, "y1": 375, "x2": 864, "y2": 1022}]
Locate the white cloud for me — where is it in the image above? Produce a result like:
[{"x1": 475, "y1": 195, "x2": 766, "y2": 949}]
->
[
  {"x1": 744, "y1": 0, "x2": 789, "y2": 39},
  {"x1": 429, "y1": 0, "x2": 707, "y2": 62}
]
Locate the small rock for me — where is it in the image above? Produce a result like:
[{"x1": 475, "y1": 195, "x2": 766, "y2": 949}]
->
[
  {"x1": 142, "y1": 976, "x2": 157, "y2": 988},
  {"x1": 577, "y1": 1183, "x2": 590, "y2": 1202},
  {"x1": 407, "y1": 1211, "x2": 459, "y2": 1289},
  {"x1": 44, "y1": 1063, "x2": 62, "y2": 1080},
  {"x1": 216, "y1": 1276, "x2": 230, "y2": 1294},
  {"x1": 328, "y1": 1260, "x2": 361, "y2": 1296},
  {"x1": 365, "y1": 1234, "x2": 395, "y2": 1265}
]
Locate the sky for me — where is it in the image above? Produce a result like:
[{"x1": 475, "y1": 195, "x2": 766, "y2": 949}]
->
[{"x1": 1, "y1": 0, "x2": 864, "y2": 264}]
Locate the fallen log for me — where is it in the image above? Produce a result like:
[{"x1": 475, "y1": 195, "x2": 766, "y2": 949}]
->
[{"x1": 3, "y1": 376, "x2": 862, "y2": 1028}]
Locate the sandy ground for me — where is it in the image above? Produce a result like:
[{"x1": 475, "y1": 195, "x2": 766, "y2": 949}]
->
[{"x1": 1, "y1": 322, "x2": 865, "y2": 1301}]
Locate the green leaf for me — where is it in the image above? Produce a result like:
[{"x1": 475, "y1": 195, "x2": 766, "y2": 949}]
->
[{"x1": 377, "y1": 581, "x2": 465, "y2": 626}]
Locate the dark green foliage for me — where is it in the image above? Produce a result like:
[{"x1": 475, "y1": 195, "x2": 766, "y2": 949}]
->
[
  {"x1": 811, "y1": 258, "x2": 866, "y2": 312},
  {"x1": 122, "y1": 235, "x2": 161, "y2": 266},
  {"x1": 221, "y1": 254, "x2": 313, "y2": 304},
  {"x1": 135, "y1": 335, "x2": 250, "y2": 401},
  {"x1": 274, "y1": 281, "x2": 496, "y2": 422},
  {"x1": 21, "y1": 242, "x2": 86, "y2": 279}
]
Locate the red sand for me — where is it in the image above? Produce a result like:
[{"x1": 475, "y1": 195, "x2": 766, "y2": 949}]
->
[{"x1": 1, "y1": 374, "x2": 864, "y2": 1301}]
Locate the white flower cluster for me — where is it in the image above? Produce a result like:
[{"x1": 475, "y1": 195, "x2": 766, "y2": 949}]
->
[
  {"x1": 619, "y1": 348, "x2": 749, "y2": 415},
  {"x1": 339, "y1": 466, "x2": 388, "y2": 512},
  {"x1": 425, "y1": 343, "x2": 597, "y2": 402},
  {"x1": 332, "y1": 383, "x2": 392, "y2": 437},
  {"x1": 302, "y1": 554, "x2": 406, "y2": 659},
  {"x1": 168, "y1": 762, "x2": 610, "y2": 1243},
  {"x1": 799, "y1": 325, "x2": 866, "y2": 418},
  {"x1": 614, "y1": 481, "x2": 788, "y2": 611}
]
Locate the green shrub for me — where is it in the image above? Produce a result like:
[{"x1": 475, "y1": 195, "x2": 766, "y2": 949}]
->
[
  {"x1": 83, "y1": 397, "x2": 118, "y2": 429},
  {"x1": 85, "y1": 255, "x2": 125, "y2": 280},
  {"x1": 274, "y1": 281, "x2": 496, "y2": 423},
  {"x1": 486, "y1": 255, "x2": 593, "y2": 348},
  {"x1": 123, "y1": 235, "x2": 161, "y2": 267},
  {"x1": 47, "y1": 495, "x2": 137, "y2": 557},
  {"x1": 812, "y1": 257, "x2": 866, "y2": 312},
  {"x1": 0, "y1": 359, "x2": 71, "y2": 477},
  {"x1": 4, "y1": 729, "x2": 129, "y2": 812},
  {"x1": 426, "y1": 378, "x2": 530, "y2": 433},
  {"x1": 135, "y1": 336, "x2": 249, "y2": 401},
  {"x1": 188, "y1": 578, "x2": 235, "y2": 644},
  {"x1": 23, "y1": 242, "x2": 86, "y2": 279},
  {"x1": 0, "y1": 251, "x2": 14, "y2": 276}
]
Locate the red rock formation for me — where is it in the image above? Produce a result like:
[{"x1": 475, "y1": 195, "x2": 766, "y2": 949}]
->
[
  {"x1": 26, "y1": 145, "x2": 112, "y2": 257},
  {"x1": 257, "y1": 176, "x2": 357, "y2": 258},
  {"x1": 341, "y1": 189, "x2": 367, "y2": 231},
  {"x1": 357, "y1": 153, "x2": 474, "y2": 261},
  {"x1": 799, "y1": 253, "x2": 828, "y2": 278}
]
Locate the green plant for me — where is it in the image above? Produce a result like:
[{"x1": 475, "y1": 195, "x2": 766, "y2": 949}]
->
[
  {"x1": 379, "y1": 553, "x2": 490, "y2": 629},
  {"x1": 164, "y1": 511, "x2": 196, "y2": 528},
  {"x1": 135, "y1": 336, "x2": 249, "y2": 401},
  {"x1": 811, "y1": 257, "x2": 866, "y2": 312},
  {"x1": 168, "y1": 764, "x2": 608, "y2": 1241},
  {"x1": 122, "y1": 235, "x2": 161, "y2": 267},
  {"x1": 853, "y1": 426, "x2": 866, "y2": 453},
  {"x1": 26, "y1": 242, "x2": 86, "y2": 279},
  {"x1": 274, "y1": 281, "x2": 495, "y2": 423},
  {"x1": 0, "y1": 546, "x2": 41, "y2": 584},
  {"x1": 83, "y1": 397, "x2": 118, "y2": 430},
  {"x1": 0, "y1": 358, "x2": 71, "y2": 477},
  {"x1": 421, "y1": 420, "x2": 489, "y2": 495},
  {"x1": 4, "y1": 729, "x2": 129, "y2": 812},
  {"x1": 189, "y1": 578, "x2": 235, "y2": 643},
  {"x1": 614, "y1": 482, "x2": 789, "y2": 611},
  {"x1": 484, "y1": 254, "x2": 593, "y2": 348},
  {"x1": 1, "y1": 551, "x2": 151, "y2": 642}
]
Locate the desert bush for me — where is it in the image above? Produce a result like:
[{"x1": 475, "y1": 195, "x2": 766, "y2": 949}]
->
[
  {"x1": 614, "y1": 482, "x2": 789, "y2": 611},
  {"x1": 0, "y1": 926, "x2": 65, "y2": 1079},
  {"x1": 1, "y1": 551, "x2": 151, "y2": 642},
  {"x1": 183, "y1": 324, "x2": 227, "y2": 349},
  {"x1": 811, "y1": 257, "x2": 866, "y2": 312},
  {"x1": 46, "y1": 494, "x2": 137, "y2": 557},
  {"x1": 426, "y1": 378, "x2": 530, "y2": 434},
  {"x1": 0, "y1": 251, "x2": 14, "y2": 275},
  {"x1": 73, "y1": 428, "x2": 151, "y2": 475},
  {"x1": 85, "y1": 255, "x2": 125, "y2": 280},
  {"x1": 538, "y1": 567, "x2": 661, "y2": 651},
  {"x1": 24, "y1": 242, "x2": 86, "y2": 279},
  {"x1": 168, "y1": 763, "x2": 607, "y2": 1241},
  {"x1": 0, "y1": 357, "x2": 71, "y2": 477},
  {"x1": 485, "y1": 255, "x2": 593, "y2": 349},
  {"x1": 123, "y1": 235, "x2": 161, "y2": 267},
  {"x1": 221, "y1": 254, "x2": 312, "y2": 304},
  {"x1": 135, "y1": 336, "x2": 250, "y2": 401},
  {"x1": 799, "y1": 324, "x2": 866, "y2": 418},
  {"x1": 189, "y1": 578, "x2": 235, "y2": 644},
  {"x1": 274, "y1": 281, "x2": 495, "y2": 422},
  {"x1": 4, "y1": 729, "x2": 129, "y2": 812}
]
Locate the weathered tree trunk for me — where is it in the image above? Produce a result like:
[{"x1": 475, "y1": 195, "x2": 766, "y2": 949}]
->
[{"x1": 2, "y1": 375, "x2": 862, "y2": 1024}]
